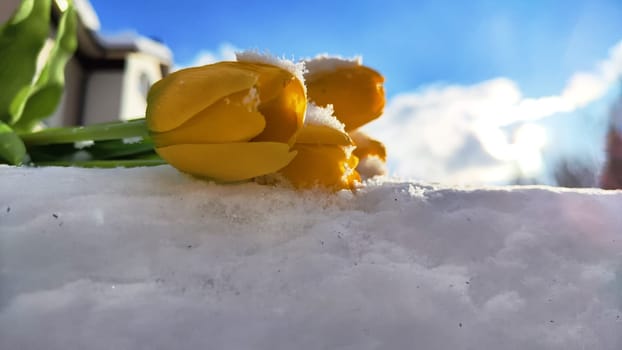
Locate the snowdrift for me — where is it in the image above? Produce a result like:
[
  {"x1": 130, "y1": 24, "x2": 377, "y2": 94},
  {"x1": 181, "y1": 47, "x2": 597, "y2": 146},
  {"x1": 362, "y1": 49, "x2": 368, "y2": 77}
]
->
[{"x1": 1, "y1": 165, "x2": 621, "y2": 349}]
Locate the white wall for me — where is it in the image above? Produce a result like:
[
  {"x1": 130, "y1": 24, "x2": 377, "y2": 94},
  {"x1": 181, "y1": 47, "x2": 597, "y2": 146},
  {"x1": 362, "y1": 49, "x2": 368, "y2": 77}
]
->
[
  {"x1": 47, "y1": 58, "x2": 84, "y2": 127},
  {"x1": 82, "y1": 71, "x2": 124, "y2": 125},
  {"x1": 119, "y1": 52, "x2": 163, "y2": 121},
  {"x1": 65, "y1": 53, "x2": 164, "y2": 126}
]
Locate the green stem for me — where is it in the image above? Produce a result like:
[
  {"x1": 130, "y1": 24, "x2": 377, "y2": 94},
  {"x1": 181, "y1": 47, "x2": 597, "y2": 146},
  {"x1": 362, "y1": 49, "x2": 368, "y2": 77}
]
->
[
  {"x1": 34, "y1": 159, "x2": 166, "y2": 168},
  {"x1": 19, "y1": 119, "x2": 149, "y2": 146}
]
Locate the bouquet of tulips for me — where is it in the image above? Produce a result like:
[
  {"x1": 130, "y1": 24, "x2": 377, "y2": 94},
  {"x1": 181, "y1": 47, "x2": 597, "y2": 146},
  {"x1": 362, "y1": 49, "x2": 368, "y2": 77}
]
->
[{"x1": 1, "y1": 0, "x2": 387, "y2": 191}]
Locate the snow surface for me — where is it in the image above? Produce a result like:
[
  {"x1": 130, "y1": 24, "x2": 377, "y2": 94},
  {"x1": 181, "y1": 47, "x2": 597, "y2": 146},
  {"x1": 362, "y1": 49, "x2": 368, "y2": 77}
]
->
[
  {"x1": 304, "y1": 102, "x2": 346, "y2": 131},
  {"x1": 1, "y1": 165, "x2": 622, "y2": 350},
  {"x1": 304, "y1": 55, "x2": 362, "y2": 77},
  {"x1": 236, "y1": 51, "x2": 306, "y2": 89}
]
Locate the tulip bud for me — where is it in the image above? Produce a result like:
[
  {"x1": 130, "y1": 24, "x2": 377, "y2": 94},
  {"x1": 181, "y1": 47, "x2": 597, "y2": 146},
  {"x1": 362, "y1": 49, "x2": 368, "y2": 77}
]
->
[
  {"x1": 304, "y1": 57, "x2": 387, "y2": 179},
  {"x1": 146, "y1": 61, "x2": 306, "y2": 182},
  {"x1": 279, "y1": 104, "x2": 361, "y2": 190},
  {"x1": 304, "y1": 57, "x2": 385, "y2": 131},
  {"x1": 349, "y1": 129, "x2": 387, "y2": 178}
]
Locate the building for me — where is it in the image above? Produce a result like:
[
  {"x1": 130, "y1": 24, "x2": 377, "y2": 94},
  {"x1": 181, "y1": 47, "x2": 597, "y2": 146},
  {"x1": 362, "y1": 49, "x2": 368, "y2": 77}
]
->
[{"x1": 0, "y1": 0, "x2": 172, "y2": 127}]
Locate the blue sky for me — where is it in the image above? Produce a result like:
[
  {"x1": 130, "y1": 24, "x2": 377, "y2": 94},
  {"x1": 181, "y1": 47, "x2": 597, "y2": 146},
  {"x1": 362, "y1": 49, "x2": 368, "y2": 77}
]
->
[
  {"x1": 89, "y1": 0, "x2": 622, "y2": 185},
  {"x1": 91, "y1": 0, "x2": 622, "y2": 98}
]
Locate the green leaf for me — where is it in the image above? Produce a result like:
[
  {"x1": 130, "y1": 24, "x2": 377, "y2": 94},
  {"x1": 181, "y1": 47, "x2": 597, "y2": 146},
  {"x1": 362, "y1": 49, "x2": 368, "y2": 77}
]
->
[
  {"x1": 33, "y1": 159, "x2": 167, "y2": 168},
  {"x1": 28, "y1": 138, "x2": 157, "y2": 163},
  {"x1": 84, "y1": 139, "x2": 157, "y2": 160},
  {"x1": 20, "y1": 119, "x2": 150, "y2": 146},
  {"x1": 0, "y1": 121, "x2": 27, "y2": 165},
  {"x1": 0, "y1": 0, "x2": 52, "y2": 125},
  {"x1": 14, "y1": 84, "x2": 64, "y2": 131},
  {"x1": 22, "y1": 118, "x2": 157, "y2": 165},
  {"x1": 25, "y1": 142, "x2": 79, "y2": 162},
  {"x1": 2, "y1": 0, "x2": 34, "y2": 25},
  {"x1": 14, "y1": 3, "x2": 78, "y2": 131}
]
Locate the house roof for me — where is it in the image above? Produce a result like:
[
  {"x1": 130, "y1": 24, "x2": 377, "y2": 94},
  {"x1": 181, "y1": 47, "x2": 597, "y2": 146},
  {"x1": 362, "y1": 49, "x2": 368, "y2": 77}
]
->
[
  {"x1": 73, "y1": 0, "x2": 100, "y2": 32},
  {"x1": 54, "y1": 0, "x2": 173, "y2": 68}
]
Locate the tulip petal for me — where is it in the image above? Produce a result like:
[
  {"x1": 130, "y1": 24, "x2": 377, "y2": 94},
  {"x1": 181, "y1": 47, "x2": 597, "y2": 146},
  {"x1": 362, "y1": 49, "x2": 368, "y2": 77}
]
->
[
  {"x1": 306, "y1": 65, "x2": 385, "y2": 131},
  {"x1": 293, "y1": 124, "x2": 353, "y2": 146},
  {"x1": 279, "y1": 144, "x2": 359, "y2": 190},
  {"x1": 350, "y1": 130, "x2": 387, "y2": 161},
  {"x1": 247, "y1": 64, "x2": 306, "y2": 143},
  {"x1": 146, "y1": 62, "x2": 259, "y2": 133},
  {"x1": 151, "y1": 90, "x2": 266, "y2": 147},
  {"x1": 156, "y1": 142, "x2": 297, "y2": 182}
]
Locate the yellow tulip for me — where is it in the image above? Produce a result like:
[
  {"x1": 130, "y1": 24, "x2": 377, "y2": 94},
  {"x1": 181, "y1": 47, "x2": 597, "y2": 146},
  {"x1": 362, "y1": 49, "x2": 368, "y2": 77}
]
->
[
  {"x1": 349, "y1": 129, "x2": 387, "y2": 178},
  {"x1": 279, "y1": 105, "x2": 361, "y2": 190},
  {"x1": 304, "y1": 57, "x2": 385, "y2": 131},
  {"x1": 351, "y1": 130, "x2": 386, "y2": 160},
  {"x1": 305, "y1": 57, "x2": 387, "y2": 179},
  {"x1": 146, "y1": 61, "x2": 306, "y2": 182}
]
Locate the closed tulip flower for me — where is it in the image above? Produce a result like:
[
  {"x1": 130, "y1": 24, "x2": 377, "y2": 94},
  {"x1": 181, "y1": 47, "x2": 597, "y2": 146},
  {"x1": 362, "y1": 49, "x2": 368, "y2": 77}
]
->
[
  {"x1": 279, "y1": 104, "x2": 361, "y2": 190},
  {"x1": 146, "y1": 59, "x2": 306, "y2": 182},
  {"x1": 304, "y1": 57, "x2": 387, "y2": 178},
  {"x1": 349, "y1": 129, "x2": 387, "y2": 178},
  {"x1": 304, "y1": 57, "x2": 385, "y2": 131}
]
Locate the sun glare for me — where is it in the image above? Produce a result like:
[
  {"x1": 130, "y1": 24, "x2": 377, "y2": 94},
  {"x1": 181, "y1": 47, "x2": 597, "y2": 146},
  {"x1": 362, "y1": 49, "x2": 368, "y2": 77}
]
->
[
  {"x1": 56, "y1": 0, "x2": 69, "y2": 12},
  {"x1": 512, "y1": 123, "x2": 548, "y2": 177}
]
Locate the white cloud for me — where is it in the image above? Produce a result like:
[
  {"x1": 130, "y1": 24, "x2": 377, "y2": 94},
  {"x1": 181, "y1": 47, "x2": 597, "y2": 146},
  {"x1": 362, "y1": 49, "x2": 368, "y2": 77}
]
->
[
  {"x1": 174, "y1": 43, "x2": 239, "y2": 70},
  {"x1": 366, "y1": 40, "x2": 622, "y2": 185}
]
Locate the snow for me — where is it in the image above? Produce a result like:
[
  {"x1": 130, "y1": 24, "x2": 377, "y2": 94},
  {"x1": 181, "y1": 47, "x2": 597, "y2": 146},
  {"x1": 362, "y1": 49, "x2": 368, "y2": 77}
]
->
[
  {"x1": 1, "y1": 165, "x2": 622, "y2": 349},
  {"x1": 236, "y1": 51, "x2": 306, "y2": 89},
  {"x1": 304, "y1": 102, "x2": 346, "y2": 131},
  {"x1": 304, "y1": 55, "x2": 363, "y2": 77}
]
